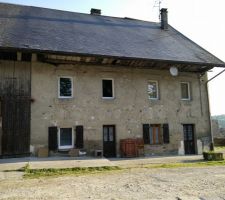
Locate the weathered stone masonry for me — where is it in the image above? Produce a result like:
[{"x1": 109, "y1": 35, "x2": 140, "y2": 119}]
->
[{"x1": 30, "y1": 61, "x2": 211, "y2": 156}]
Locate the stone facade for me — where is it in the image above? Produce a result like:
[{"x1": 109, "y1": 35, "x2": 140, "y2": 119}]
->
[{"x1": 30, "y1": 60, "x2": 211, "y2": 156}]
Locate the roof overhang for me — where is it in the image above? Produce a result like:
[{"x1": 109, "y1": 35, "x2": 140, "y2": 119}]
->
[{"x1": 1, "y1": 47, "x2": 225, "y2": 73}]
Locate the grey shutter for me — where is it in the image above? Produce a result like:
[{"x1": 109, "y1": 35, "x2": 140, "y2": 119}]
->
[
  {"x1": 143, "y1": 124, "x2": 150, "y2": 144},
  {"x1": 76, "y1": 126, "x2": 84, "y2": 148},
  {"x1": 48, "y1": 126, "x2": 58, "y2": 151},
  {"x1": 163, "y1": 124, "x2": 170, "y2": 144}
]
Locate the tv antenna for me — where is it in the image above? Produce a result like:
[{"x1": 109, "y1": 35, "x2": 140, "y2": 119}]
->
[{"x1": 153, "y1": 0, "x2": 163, "y2": 21}]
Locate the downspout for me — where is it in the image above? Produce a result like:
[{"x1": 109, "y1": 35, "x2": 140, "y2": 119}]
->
[{"x1": 205, "y1": 68, "x2": 225, "y2": 151}]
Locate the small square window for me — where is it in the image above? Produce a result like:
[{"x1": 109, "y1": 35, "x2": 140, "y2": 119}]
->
[
  {"x1": 58, "y1": 128, "x2": 74, "y2": 149},
  {"x1": 181, "y1": 82, "x2": 190, "y2": 100},
  {"x1": 148, "y1": 81, "x2": 158, "y2": 100},
  {"x1": 58, "y1": 77, "x2": 73, "y2": 98},
  {"x1": 102, "y1": 79, "x2": 114, "y2": 99}
]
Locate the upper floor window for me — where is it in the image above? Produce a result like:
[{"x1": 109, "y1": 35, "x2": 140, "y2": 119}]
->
[
  {"x1": 58, "y1": 77, "x2": 73, "y2": 98},
  {"x1": 102, "y1": 79, "x2": 114, "y2": 99},
  {"x1": 181, "y1": 82, "x2": 190, "y2": 100},
  {"x1": 148, "y1": 81, "x2": 159, "y2": 100}
]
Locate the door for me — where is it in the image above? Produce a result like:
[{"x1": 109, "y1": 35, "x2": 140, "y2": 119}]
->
[
  {"x1": 1, "y1": 96, "x2": 30, "y2": 156},
  {"x1": 183, "y1": 124, "x2": 195, "y2": 154},
  {"x1": 0, "y1": 62, "x2": 31, "y2": 157},
  {"x1": 103, "y1": 125, "x2": 116, "y2": 157}
]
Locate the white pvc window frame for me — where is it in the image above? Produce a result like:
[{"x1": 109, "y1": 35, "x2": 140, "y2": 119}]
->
[
  {"x1": 58, "y1": 76, "x2": 73, "y2": 99},
  {"x1": 102, "y1": 78, "x2": 115, "y2": 99},
  {"x1": 147, "y1": 80, "x2": 159, "y2": 100},
  {"x1": 181, "y1": 82, "x2": 191, "y2": 101},
  {"x1": 58, "y1": 127, "x2": 74, "y2": 150}
]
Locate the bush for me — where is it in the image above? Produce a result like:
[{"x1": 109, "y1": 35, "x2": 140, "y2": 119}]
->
[{"x1": 203, "y1": 151, "x2": 224, "y2": 161}]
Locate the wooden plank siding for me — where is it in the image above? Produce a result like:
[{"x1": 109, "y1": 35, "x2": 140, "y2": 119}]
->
[{"x1": 0, "y1": 60, "x2": 31, "y2": 157}]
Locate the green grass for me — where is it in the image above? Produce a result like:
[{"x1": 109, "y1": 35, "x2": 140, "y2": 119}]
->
[
  {"x1": 23, "y1": 165, "x2": 122, "y2": 178},
  {"x1": 215, "y1": 146, "x2": 225, "y2": 152},
  {"x1": 144, "y1": 160, "x2": 225, "y2": 169},
  {"x1": 16, "y1": 158, "x2": 225, "y2": 178}
]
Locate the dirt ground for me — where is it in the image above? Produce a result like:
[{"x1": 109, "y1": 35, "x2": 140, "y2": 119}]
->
[{"x1": 0, "y1": 166, "x2": 225, "y2": 200}]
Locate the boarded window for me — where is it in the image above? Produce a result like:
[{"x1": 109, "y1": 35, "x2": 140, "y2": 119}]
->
[
  {"x1": 48, "y1": 126, "x2": 58, "y2": 151},
  {"x1": 163, "y1": 124, "x2": 170, "y2": 144},
  {"x1": 75, "y1": 126, "x2": 84, "y2": 148},
  {"x1": 102, "y1": 79, "x2": 114, "y2": 98},
  {"x1": 181, "y1": 82, "x2": 190, "y2": 100},
  {"x1": 59, "y1": 77, "x2": 73, "y2": 98},
  {"x1": 148, "y1": 81, "x2": 158, "y2": 99}
]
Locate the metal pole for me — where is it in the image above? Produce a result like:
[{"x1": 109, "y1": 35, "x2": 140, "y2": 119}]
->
[
  {"x1": 206, "y1": 68, "x2": 225, "y2": 151},
  {"x1": 206, "y1": 69, "x2": 225, "y2": 84}
]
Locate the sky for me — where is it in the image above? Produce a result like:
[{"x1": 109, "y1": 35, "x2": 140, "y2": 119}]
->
[{"x1": 0, "y1": 0, "x2": 225, "y2": 115}]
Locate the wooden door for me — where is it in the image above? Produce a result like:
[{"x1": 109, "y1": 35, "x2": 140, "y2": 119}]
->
[
  {"x1": 183, "y1": 124, "x2": 195, "y2": 154},
  {"x1": 0, "y1": 61, "x2": 31, "y2": 157},
  {"x1": 103, "y1": 125, "x2": 116, "y2": 157}
]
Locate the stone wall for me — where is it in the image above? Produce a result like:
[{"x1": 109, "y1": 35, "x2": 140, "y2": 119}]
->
[{"x1": 30, "y1": 61, "x2": 211, "y2": 156}]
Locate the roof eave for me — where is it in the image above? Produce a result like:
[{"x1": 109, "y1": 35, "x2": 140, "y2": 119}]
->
[{"x1": 0, "y1": 46, "x2": 225, "y2": 69}]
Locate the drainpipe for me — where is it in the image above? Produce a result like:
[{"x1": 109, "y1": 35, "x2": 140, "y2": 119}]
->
[{"x1": 205, "y1": 68, "x2": 225, "y2": 151}]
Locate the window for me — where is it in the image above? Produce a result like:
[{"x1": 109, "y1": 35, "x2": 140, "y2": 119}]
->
[
  {"x1": 102, "y1": 79, "x2": 114, "y2": 99},
  {"x1": 58, "y1": 128, "x2": 74, "y2": 149},
  {"x1": 58, "y1": 77, "x2": 73, "y2": 98},
  {"x1": 181, "y1": 82, "x2": 190, "y2": 100},
  {"x1": 148, "y1": 81, "x2": 158, "y2": 100},
  {"x1": 143, "y1": 124, "x2": 170, "y2": 145}
]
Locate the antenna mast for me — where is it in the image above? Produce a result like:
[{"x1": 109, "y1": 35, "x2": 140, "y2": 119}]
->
[{"x1": 153, "y1": 0, "x2": 163, "y2": 21}]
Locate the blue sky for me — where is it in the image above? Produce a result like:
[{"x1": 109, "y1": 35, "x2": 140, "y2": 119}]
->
[{"x1": 1, "y1": 0, "x2": 225, "y2": 115}]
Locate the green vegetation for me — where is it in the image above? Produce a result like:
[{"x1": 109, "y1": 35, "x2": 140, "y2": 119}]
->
[
  {"x1": 212, "y1": 115, "x2": 225, "y2": 128},
  {"x1": 23, "y1": 165, "x2": 122, "y2": 178},
  {"x1": 21, "y1": 160, "x2": 225, "y2": 178},
  {"x1": 203, "y1": 151, "x2": 224, "y2": 161},
  {"x1": 144, "y1": 160, "x2": 225, "y2": 169},
  {"x1": 215, "y1": 146, "x2": 225, "y2": 152}
]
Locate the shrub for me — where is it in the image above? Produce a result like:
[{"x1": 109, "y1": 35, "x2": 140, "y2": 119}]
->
[{"x1": 203, "y1": 151, "x2": 224, "y2": 161}]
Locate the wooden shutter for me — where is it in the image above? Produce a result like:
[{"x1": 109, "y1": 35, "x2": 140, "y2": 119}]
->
[
  {"x1": 76, "y1": 126, "x2": 84, "y2": 148},
  {"x1": 48, "y1": 126, "x2": 58, "y2": 151},
  {"x1": 163, "y1": 124, "x2": 170, "y2": 144},
  {"x1": 143, "y1": 124, "x2": 150, "y2": 144}
]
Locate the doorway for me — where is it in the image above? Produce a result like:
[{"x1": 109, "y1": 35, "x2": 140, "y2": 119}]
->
[
  {"x1": 183, "y1": 124, "x2": 195, "y2": 154},
  {"x1": 103, "y1": 125, "x2": 116, "y2": 157}
]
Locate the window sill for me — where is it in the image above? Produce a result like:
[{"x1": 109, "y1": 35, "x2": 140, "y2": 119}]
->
[
  {"x1": 181, "y1": 99, "x2": 192, "y2": 105},
  {"x1": 102, "y1": 97, "x2": 115, "y2": 100},
  {"x1": 58, "y1": 96, "x2": 74, "y2": 99},
  {"x1": 148, "y1": 98, "x2": 159, "y2": 101},
  {"x1": 58, "y1": 147, "x2": 73, "y2": 151}
]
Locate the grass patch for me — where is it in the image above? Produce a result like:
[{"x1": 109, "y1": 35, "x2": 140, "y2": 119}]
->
[
  {"x1": 144, "y1": 160, "x2": 225, "y2": 169},
  {"x1": 23, "y1": 165, "x2": 122, "y2": 178},
  {"x1": 24, "y1": 161, "x2": 225, "y2": 178},
  {"x1": 215, "y1": 146, "x2": 225, "y2": 152}
]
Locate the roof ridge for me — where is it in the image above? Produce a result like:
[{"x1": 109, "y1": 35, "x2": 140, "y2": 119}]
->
[{"x1": 0, "y1": 2, "x2": 158, "y2": 24}]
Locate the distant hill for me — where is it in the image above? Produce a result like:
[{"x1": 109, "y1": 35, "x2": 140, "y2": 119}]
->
[{"x1": 212, "y1": 115, "x2": 225, "y2": 128}]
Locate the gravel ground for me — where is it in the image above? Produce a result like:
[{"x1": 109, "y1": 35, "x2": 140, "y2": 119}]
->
[{"x1": 0, "y1": 166, "x2": 225, "y2": 200}]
